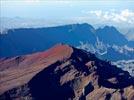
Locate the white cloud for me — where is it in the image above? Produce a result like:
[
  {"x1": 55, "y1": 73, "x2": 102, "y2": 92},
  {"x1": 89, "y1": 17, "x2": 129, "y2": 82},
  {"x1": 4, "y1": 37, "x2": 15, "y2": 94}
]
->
[
  {"x1": 90, "y1": 10, "x2": 102, "y2": 17},
  {"x1": 89, "y1": 9, "x2": 134, "y2": 24},
  {"x1": 24, "y1": 0, "x2": 40, "y2": 3}
]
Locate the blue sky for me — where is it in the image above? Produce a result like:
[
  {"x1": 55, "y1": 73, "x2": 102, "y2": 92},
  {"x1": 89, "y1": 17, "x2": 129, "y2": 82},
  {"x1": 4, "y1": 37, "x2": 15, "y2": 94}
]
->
[
  {"x1": 1, "y1": 0, "x2": 134, "y2": 18},
  {"x1": 1, "y1": 0, "x2": 134, "y2": 28}
]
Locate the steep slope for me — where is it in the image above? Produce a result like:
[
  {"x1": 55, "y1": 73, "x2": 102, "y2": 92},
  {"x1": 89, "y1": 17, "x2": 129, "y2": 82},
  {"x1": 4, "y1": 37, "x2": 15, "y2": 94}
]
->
[
  {"x1": 0, "y1": 44, "x2": 73, "y2": 94},
  {"x1": 0, "y1": 44, "x2": 134, "y2": 100},
  {"x1": 77, "y1": 41, "x2": 134, "y2": 61},
  {"x1": 0, "y1": 23, "x2": 96, "y2": 58},
  {"x1": 1, "y1": 23, "x2": 133, "y2": 61},
  {"x1": 96, "y1": 26, "x2": 128, "y2": 46},
  {"x1": 128, "y1": 41, "x2": 134, "y2": 47}
]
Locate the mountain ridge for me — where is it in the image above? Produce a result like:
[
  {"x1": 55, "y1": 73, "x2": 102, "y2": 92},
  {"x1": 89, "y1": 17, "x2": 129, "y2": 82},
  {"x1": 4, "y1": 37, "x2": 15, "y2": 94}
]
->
[
  {"x1": 0, "y1": 44, "x2": 134, "y2": 100},
  {"x1": 0, "y1": 23, "x2": 134, "y2": 61}
]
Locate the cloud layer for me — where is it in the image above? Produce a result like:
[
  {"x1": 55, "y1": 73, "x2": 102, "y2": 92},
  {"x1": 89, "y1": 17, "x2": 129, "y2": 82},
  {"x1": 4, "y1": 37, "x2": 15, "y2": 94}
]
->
[{"x1": 89, "y1": 9, "x2": 134, "y2": 24}]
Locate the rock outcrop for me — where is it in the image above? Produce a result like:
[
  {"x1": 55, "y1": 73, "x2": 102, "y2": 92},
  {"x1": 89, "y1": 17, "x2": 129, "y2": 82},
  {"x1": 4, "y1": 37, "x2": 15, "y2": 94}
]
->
[{"x1": 0, "y1": 44, "x2": 134, "y2": 100}]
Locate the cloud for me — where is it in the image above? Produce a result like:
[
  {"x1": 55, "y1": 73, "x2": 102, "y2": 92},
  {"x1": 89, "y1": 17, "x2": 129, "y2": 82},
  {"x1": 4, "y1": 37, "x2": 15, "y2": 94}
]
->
[
  {"x1": 88, "y1": 9, "x2": 134, "y2": 24},
  {"x1": 24, "y1": 0, "x2": 40, "y2": 3},
  {"x1": 89, "y1": 10, "x2": 102, "y2": 17}
]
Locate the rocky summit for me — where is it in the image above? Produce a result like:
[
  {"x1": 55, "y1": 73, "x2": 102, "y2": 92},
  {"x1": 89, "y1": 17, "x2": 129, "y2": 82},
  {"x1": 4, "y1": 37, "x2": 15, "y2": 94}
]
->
[{"x1": 0, "y1": 44, "x2": 134, "y2": 100}]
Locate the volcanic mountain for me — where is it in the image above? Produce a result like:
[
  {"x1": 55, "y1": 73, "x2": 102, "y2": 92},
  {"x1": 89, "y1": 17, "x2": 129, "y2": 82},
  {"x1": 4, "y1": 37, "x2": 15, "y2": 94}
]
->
[
  {"x1": 0, "y1": 44, "x2": 134, "y2": 100},
  {"x1": 1, "y1": 23, "x2": 134, "y2": 61}
]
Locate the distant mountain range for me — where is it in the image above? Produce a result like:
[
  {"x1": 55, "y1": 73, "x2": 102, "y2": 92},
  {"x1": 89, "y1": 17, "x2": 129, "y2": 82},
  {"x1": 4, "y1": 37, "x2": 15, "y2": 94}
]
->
[
  {"x1": 126, "y1": 28, "x2": 134, "y2": 41},
  {"x1": 0, "y1": 23, "x2": 134, "y2": 61},
  {"x1": 118, "y1": 27, "x2": 134, "y2": 41}
]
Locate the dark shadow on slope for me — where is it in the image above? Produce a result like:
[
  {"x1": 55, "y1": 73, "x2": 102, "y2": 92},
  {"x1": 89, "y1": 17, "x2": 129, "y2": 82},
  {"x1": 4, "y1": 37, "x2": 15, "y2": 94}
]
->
[
  {"x1": 79, "y1": 82, "x2": 94, "y2": 100},
  {"x1": 28, "y1": 61, "x2": 75, "y2": 100},
  {"x1": 96, "y1": 59, "x2": 134, "y2": 89},
  {"x1": 69, "y1": 47, "x2": 134, "y2": 89},
  {"x1": 0, "y1": 92, "x2": 12, "y2": 100},
  {"x1": 70, "y1": 48, "x2": 92, "y2": 75},
  {"x1": 84, "y1": 82, "x2": 94, "y2": 96},
  {"x1": 105, "y1": 93, "x2": 112, "y2": 100}
]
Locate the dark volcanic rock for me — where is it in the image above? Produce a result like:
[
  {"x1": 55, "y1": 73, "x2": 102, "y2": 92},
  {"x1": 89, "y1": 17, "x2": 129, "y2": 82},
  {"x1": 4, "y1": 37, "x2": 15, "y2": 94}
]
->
[{"x1": 0, "y1": 44, "x2": 134, "y2": 100}]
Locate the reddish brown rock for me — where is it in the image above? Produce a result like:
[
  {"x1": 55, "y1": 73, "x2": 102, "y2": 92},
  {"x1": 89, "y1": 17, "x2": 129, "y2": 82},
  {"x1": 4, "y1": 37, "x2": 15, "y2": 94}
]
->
[{"x1": 0, "y1": 44, "x2": 134, "y2": 100}]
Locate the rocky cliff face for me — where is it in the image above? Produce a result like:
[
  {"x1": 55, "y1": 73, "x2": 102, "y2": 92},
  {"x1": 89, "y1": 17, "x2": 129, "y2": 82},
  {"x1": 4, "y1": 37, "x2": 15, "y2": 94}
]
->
[{"x1": 0, "y1": 44, "x2": 134, "y2": 100}]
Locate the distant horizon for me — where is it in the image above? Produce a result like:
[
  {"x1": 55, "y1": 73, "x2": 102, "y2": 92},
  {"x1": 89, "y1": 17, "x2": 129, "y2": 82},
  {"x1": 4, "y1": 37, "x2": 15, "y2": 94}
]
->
[
  {"x1": 1, "y1": 0, "x2": 134, "y2": 40},
  {"x1": 1, "y1": 21, "x2": 134, "y2": 41},
  {"x1": 1, "y1": 0, "x2": 134, "y2": 26}
]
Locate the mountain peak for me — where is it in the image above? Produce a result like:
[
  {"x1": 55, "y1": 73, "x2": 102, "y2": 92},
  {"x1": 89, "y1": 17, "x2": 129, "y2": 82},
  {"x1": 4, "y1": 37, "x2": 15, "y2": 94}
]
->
[
  {"x1": 0, "y1": 44, "x2": 134, "y2": 100},
  {"x1": 100, "y1": 26, "x2": 118, "y2": 32},
  {"x1": 96, "y1": 25, "x2": 128, "y2": 46},
  {"x1": 37, "y1": 43, "x2": 73, "y2": 60},
  {"x1": 79, "y1": 23, "x2": 95, "y2": 30}
]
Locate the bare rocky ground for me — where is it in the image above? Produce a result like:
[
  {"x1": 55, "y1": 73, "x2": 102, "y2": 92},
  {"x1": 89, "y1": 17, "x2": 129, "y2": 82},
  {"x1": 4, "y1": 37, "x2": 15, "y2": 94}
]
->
[{"x1": 0, "y1": 44, "x2": 134, "y2": 100}]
